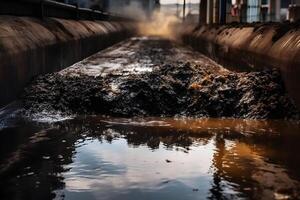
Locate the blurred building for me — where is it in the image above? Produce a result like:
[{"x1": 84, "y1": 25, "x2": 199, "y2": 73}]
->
[
  {"x1": 231, "y1": 0, "x2": 296, "y2": 22},
  {"x1": 198, "y1": 0, "x2": 299, "y2": 24},
  {"x1": 288, "y1": 0, "x2": 300, "y2": 22}
]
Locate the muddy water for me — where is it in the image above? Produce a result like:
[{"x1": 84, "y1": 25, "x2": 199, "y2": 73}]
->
[{"x1": 0, "y1": 115, "x2": 300, "y2": 200}]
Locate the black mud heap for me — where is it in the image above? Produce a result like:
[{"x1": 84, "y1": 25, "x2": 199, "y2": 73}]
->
[{"x1": 23, "y1": 62, "x2": 299, "y2": 119}]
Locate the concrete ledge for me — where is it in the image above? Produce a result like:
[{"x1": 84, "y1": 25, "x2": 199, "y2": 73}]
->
[
  {"x1": 181, "y1": 23, "x2": 300, "y2": 109},
  {"x1": 0, "y1": 16, "x2": 136, "y2": 107}
]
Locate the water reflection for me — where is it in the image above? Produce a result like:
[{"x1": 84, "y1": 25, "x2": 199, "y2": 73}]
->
[{"x1": 0, "y1": 117, "x2": 300, "y2": 200}]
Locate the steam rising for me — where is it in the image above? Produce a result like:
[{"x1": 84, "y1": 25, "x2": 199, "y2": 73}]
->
[
  {"x1": 138, "y1": 11, "x2": 180, "y2": 39},
  {"x1": 107, "y1": 2, "x2": 180, "y2": 39}
]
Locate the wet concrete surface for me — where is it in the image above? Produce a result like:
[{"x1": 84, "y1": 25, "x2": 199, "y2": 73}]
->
[
  {"x1": 0, "y1": 116, "x2": 300, "y2": 200},
  {"x1": 22, "y1": 37, "x2": 299, "y2": 119}
]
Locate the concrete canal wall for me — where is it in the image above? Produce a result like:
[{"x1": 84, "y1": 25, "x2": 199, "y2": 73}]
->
[
  {"x1": 0, "y1": 16, "x2": 136, "y2": 107},
  {"x1": 181, "y1": 23, "x2": 300, "y2": 109}
]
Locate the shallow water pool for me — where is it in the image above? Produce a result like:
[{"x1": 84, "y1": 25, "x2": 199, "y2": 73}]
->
[{"x1": 0, "y1": 116, "x2": 300, "y2": 200}]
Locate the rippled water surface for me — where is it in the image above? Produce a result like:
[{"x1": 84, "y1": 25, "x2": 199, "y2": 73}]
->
[{"x1": 0, "y1": 116, "x2": 300, "y2": 200}]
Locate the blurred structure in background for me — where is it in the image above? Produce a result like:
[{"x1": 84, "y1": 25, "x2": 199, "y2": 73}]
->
[
  {"x1": 159, "y1": 1, "x2": 200, "y2": 23},
  {"x1": 2, "y1": 0, "x2": 299, "y2": 23},
  {"x1": 56, "y1": 0, "x2": 160, "y2": 18},
  {"x1": 288, "y1": 0, "x2": 300, "y2": 22},
  {"x1": 196, "y1": 0, "x2": 300, "y2": 24},
  {"x1": 102, "y1": 0, "x2": 160, "y2": 18},
  {"x1": 141, "y1": 0, "x2": 300, "y2": 24},
  {"x1": 9, "y1": 0, "x2": 300, "y2": 24}
]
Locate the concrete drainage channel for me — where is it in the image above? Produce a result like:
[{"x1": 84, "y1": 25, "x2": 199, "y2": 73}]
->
[
  {"x1": 1, "y1": 35, "x2": 300, "y2": 200},
  {"x1": 1, "y1": 17, "x2": 300, "y2": 120},
  {"x1": 1, "y1": 4, "x2": 300, "y2": 200}
]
